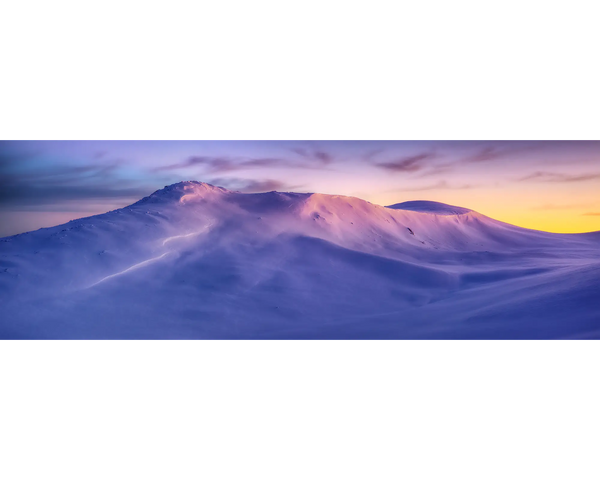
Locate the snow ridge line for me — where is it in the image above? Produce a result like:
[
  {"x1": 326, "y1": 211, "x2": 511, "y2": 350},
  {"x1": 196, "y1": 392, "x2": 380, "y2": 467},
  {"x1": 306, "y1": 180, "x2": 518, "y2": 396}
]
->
[
  {"x1": 161, "y1": 221, "x2": 213, "y2": 246},
  {"x1": 87, "y1": 252, "x2": 172, "y2": 288}
]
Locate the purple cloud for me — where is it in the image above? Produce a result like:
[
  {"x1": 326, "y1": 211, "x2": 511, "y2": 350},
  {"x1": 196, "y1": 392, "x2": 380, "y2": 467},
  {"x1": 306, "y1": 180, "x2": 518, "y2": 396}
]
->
[
  {"x1": 237, "y1": 179, "x2": 289, "y2": 193},
  {"x1": 377, "y1": 153, "x2": 436, "y2": 173},
  {"x1": 207, "y1": 177, "x2": 300, "y2": 193},
  {"x1": 155, "y1": 156, "x2": 286, "y2": 173},
  {"x1": 418, "y1": 162, "x2": 456, "y2": 178},
  {"x1": 313, "y1": 151, "x2": 333, "y2": 164},
  {"x1": 395, "y1": 180, "x2": 474, "y2": 192},
  {"x1": 290, "y1": 148, "x2": 310, "y2": 158},
  {"x1": 290, "y1": 147, "x2": 334, "y2": 164},
  {"x1": 155, "y1": 152, "x2": 336, "y2": 174},
  {"x1": 362, "y1": 148, "x2": 386, "y2": 161},
  {"x1": 459, "y1": 142, "x2": 546, "y2": 164},
  {"x1": 518, "y1": 171, "x2": 600, "y2": 182},
  {"x1": 462, "y1": 146, "x2": 506, "y2": 163}
]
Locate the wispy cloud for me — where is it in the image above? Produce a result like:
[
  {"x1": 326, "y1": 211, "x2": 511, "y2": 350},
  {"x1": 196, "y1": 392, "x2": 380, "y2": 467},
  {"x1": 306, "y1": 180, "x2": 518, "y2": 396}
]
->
[
  {"x1": 207, "y1": 177, "x2": 301, "y2": 193},
  {"x1": 156, "y1": 153, "x2": 333, "y2": 174},
  {"x1": 232, "y1": 179, "x2": 289, "y2": 193},
  {"x1": 376, "y1": 153, "x2": 436, "y2": 173},
  {"x1": 290, "y1": 147, "x2": 335, "y2": 164},
  {"x1": 518, "y1": 171, "x2": 600, "y2": 182},
  {"x1": 459, "y1": 142, "x2": 545, "y2": 164},
  {"x1": 462, "y1": 146, "x2": 507, "y2": 163},
  {"x1": 313, "y1": 150, "x2": 333, "y2": 164},
  {"x1": 290, "y1": 148, "x2": 310, "y2": 158},
  {"x1": 417, "y1": 162, "x2": 456, "y2": 178},
  {"x1": 415, "y1": 144, "x2": 528, "y2": 178},
  {"x1": 582, "y1": 212, "x2": 600, "y2": 216},
  {"x1": 395, "y1": 180, "x2": 474, "y2": 192},
  {"x1": 0, "y1": 150, "x2": 151, "y2": 210},
  {"x1": 400, "y1": 143, "x2": 552, "y2": 179},
  {"x1": 362, "y1": 148, "x2": 386, "y2": 161},
  {"x1": 155, "y1": 156, "x2": 285, "y2": 173}
]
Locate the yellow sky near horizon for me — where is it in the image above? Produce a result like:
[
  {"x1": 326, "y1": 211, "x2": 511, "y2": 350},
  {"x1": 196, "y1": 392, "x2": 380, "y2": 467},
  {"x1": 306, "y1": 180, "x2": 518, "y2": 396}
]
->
[{"x1": 368, "y1": 186, "x2": 600, "y2": 234}]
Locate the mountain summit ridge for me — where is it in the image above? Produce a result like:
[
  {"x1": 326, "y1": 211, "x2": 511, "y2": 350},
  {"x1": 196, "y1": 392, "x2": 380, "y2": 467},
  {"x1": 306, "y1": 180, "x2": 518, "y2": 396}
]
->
[{"x1": 137, "y1": 180, "x2": 476, "y2": 216}]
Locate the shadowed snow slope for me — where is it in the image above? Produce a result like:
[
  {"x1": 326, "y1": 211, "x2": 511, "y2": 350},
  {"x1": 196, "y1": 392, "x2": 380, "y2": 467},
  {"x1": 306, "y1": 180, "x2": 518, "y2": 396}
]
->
[
  {"x1": 387, "y1": 200, "x2": 472, "y2": 215},
  {"x1": 1, "y1": 181, "x2": 598, "y2": 339}
]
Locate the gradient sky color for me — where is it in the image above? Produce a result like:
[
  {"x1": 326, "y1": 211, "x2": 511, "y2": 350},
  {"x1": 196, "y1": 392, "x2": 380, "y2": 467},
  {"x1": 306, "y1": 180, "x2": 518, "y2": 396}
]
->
[{"x1": 1, "y1": 140, "x2": 599, "y2": 237}]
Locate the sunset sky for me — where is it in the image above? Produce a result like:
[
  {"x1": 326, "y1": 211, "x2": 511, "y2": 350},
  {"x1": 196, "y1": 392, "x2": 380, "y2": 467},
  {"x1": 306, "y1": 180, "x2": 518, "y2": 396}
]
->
[{"x1": 1, "y1": 140, "x2": 599, "y2": 237}]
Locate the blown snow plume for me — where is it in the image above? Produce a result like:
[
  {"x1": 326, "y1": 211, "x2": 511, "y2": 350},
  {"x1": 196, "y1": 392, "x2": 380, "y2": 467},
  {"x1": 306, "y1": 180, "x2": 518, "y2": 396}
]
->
[{"x1": 1, "y1": 181, "x2": 599, "y2": 339}]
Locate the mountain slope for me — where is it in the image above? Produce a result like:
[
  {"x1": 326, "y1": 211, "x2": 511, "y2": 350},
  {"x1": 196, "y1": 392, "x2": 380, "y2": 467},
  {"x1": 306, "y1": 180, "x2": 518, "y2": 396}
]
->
[{"x1": 1, "y1": 181, "x2": 598, "y2": 339}]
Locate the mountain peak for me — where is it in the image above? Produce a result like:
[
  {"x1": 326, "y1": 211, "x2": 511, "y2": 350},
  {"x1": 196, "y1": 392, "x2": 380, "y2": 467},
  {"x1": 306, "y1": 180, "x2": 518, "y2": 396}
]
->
[
  {"x1": 387, "y1": 200, "x2": 472, "y2": 216},
  {"x1": 164, "y1": 180, "x2": 228, "y2": 192},
  {"x1": 136, "y1": 181, "x2": 229, "y2": 205}
]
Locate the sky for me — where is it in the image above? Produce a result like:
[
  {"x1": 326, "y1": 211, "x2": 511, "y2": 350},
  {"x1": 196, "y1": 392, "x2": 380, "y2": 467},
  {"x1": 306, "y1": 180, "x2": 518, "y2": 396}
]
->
[{"x1": 1, "y1": 140, "x2": 599, "y2": 236}]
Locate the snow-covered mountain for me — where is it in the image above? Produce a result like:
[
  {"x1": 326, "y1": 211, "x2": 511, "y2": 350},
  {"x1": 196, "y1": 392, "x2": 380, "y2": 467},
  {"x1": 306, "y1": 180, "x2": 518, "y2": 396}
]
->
[{"x1": 1, "y1": 181, "x2": 598, "y2": 339}]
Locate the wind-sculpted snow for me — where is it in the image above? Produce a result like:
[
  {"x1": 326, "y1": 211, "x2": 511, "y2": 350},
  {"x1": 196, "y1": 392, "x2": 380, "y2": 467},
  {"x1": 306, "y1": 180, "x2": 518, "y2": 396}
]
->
[{"x1": 0, "y1": 181, "x2": 598, "y2": 339}]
